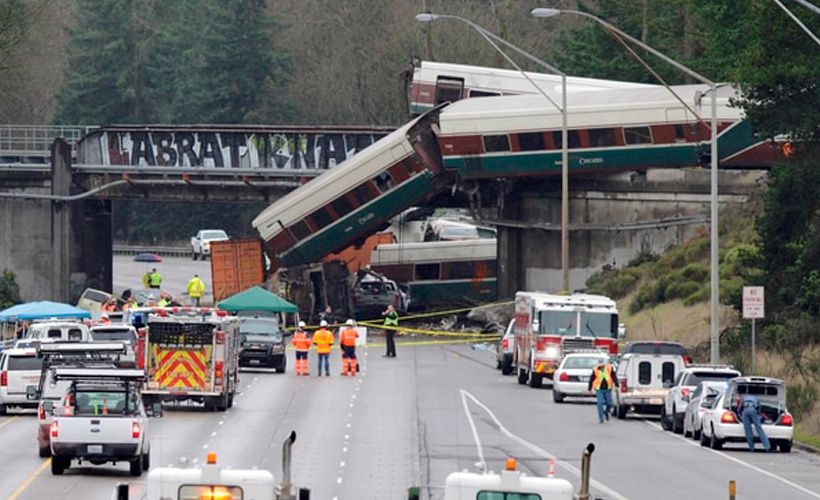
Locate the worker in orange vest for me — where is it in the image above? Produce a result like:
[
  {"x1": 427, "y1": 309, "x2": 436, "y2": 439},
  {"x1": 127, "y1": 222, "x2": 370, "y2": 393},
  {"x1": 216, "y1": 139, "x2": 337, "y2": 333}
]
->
[
  {"x1": 339, "y1": 319, "x2": 360, "y2": 376},
  {"x1": 312, "y1": 320, "x2": 334, "y2": 377},
  {"x1": 291, "y1": 321, "x2": 311, "y2": 376}
]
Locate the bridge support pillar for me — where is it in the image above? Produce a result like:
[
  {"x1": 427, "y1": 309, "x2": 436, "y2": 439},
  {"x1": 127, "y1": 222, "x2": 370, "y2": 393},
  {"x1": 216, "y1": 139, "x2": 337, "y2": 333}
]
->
[{"x1": 497, "y1": 183, "x2": 524, "y2": 300}]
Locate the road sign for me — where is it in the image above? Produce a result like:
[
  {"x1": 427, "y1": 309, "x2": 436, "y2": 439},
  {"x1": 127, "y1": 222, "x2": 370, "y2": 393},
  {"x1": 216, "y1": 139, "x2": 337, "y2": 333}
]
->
[{"x1": 742, "y1": 286, "x2": 765, "y2": 319}]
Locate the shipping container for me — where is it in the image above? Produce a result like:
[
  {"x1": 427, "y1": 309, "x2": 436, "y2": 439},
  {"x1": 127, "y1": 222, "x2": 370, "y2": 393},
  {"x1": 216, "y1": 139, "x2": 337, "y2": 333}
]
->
[{"x1": 210, "y1": 239, "x2": 266, "y2": 302}]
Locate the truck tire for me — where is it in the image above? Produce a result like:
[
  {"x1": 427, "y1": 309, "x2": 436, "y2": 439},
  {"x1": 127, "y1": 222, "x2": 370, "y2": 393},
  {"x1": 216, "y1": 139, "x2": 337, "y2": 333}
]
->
[
  {"x1": 0, "y1": 404, "x2": 6, "y2": 415},
  {"x1": 130, "y1": 455, "x2": 143, "y2": 476},
  {"x1": 227, "y1": 393, "x2": 234, "y2": 409},
  {"x1": 142, "y1": 450, "x2": 150, "y2": 471},
  {"x1": 517, "y1": 369, "x2": 527, "y2": 385},
  {"x1": 529, "y1": 373, "x2": 543, "y2": 388},
  {"x1": 501, "y1": 359, "x2": 513, "y2": 376},
  {"x1": 38, "y1": 444, "x2": 51, "y2": 458},
  {"x1": 216, "y1": 392, "x2": 229, "y2": 412},
  {"x1": 616, "y1": 404, "x2": 627, "y2": 420},
  {"x1": 660, "y1": 407, "x2": 672, "y2": 431},
  {"x1": 51, "y1": 456, "x2": 68, "y2": 475}
]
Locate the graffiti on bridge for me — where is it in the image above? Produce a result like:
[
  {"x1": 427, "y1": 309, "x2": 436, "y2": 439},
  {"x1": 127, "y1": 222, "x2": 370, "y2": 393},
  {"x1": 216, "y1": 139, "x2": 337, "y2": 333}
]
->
[{"x1": 78, "y1": 130, "x2": 389, "y2": 170}]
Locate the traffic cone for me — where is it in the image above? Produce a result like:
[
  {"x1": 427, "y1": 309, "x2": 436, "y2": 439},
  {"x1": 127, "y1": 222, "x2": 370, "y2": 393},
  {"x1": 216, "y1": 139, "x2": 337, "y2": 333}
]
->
[{"x1": 547, "y1": 459, "x2": 556, "y2": 478}]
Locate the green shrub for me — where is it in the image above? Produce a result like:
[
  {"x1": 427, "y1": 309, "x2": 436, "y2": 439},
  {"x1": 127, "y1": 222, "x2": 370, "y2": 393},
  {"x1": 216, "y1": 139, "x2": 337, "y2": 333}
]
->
[
  {"x1": 680, "y1": 262, "x2": 709, "y2": 282},
  {"x1": 627, "y1": 250, "x2": 658, "y2": 267},
  {"x1": 683, "y1": 285, "x2": 710, "y2": 306},
  {"x1": 665, "y1": 280, "x2": 701, "y2": 300},
  {"x1": 787, "y1": 382, "x2": 818, "y2": 421},
  {"x1": 0, "y1": 270, "x2": 21, "y2": 310}
]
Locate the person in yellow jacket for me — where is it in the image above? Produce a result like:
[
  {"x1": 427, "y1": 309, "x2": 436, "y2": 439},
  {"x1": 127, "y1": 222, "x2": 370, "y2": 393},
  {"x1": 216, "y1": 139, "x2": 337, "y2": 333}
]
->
[
  {"x1": 187, "y1": 274, "x2": 206, "y2": 306},
  {"x1": 587, "y1": 360, "x2": 619, "y2": 423},
  {"x1": 291, "y1": 321, "x2": 311, "y2": 376},
  {"x1": 312, "y1": 320, "x2": 334, "y2": 376}
]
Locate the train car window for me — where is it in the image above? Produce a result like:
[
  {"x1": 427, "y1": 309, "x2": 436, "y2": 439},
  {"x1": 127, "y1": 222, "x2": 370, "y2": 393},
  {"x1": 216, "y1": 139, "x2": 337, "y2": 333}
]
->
[
  {"x1": 624, "y1": 126, "x2": 652, "y2": 144},
  {"x1": 552, "y1": 130, "x2": 581, "y2": 149},
  {"x1": 468, "y1": 89, "x2": 500, "y2": 98},
  {"x1": 435, "y1": 76, "x2": 465, "y2": 105},
  {"x1": 517, "y1": 132, "x2": 545, "y2": 152},
  {"x1": 372, "y1": 172, "x2": 394, "y2": 193},
  {"x1": 415, "y1": 263, "x2": 441, "y2": 281},
  {"x1": 290, "y1": 221, "x2": 311, "y2": 240},
  {"x1": 351, "y1": 184, "x2": 373, "y2": 206},
  {"x1": 588, "y1": 128, "x2": 617, "y2": 147},
  {"x1": 448, "y1": 261, "x2": 476, "y2": 280},
  {"x1": 330, "y1": 196, "x2": 353, "y2": 217},
  {"x1": 309, "y1": 207, "x2": 333, "y2": 229},
  {"x1": 674, "y1": 124, "x2": 686, "y2": 142},
  {"x1": 483, "y1": 135, "x2": 510, "y2": 153}
]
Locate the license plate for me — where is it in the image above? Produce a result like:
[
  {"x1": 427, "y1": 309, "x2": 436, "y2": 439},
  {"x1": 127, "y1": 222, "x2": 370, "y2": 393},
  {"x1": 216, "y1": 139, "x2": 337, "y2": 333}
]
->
[
  {"x1": 87, "y1": 444, "x2": 103, "y2": 454},
  {"x1": 579, "y1": 376, "x2": 589, "y2": 382},
  {"x1": 650, "y1": 398, "x2": 663, "y2": 405},
  {"x1": 249, "y1": 359, "x2": 261, "y2": 365}
]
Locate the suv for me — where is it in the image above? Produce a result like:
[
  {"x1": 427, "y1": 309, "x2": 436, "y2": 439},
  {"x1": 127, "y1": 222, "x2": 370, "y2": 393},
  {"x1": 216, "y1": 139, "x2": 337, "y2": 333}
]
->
[
  {"x1": 0, "y1": 348, "x2": 43, "y2": 414},
  {"x1": 621, "y1": 341, "x2": 691, "y2": 363},
  {"x1": 495, "y1": 319, "x2": 515, "y2": 375},
  {"x1": 238, "y1": 317, "x2": 286, "y2": 372},
  {"x1": 89, "y1": 325, "x2": 139, "y2": 368},
  {"x1": 661, "y1": 364, "x2": 740, "y2": 434},
  {"x1": 25, "y1": 320, "x2": 91, "y2": 343},
  {"x1": 614, "y1": 352, "x2": 686, "y2": 419}
]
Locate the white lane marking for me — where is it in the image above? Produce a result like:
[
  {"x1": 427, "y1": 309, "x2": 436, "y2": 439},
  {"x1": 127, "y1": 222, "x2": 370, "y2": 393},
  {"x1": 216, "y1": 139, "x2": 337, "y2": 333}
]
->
[
  {"x1": 343, "y1": 447, "x2": 348, "y2": 452},
  {"x1": 201, "y1": 444, "x2": 208, "y2": 449},
  {"x1": 211, "y1": 431, "x2": 217, "y2": 437},
  {"x1": 340, "y1": 461, "x2": 345, "y2": 467},
  {"x1": 461, "y1": 389, "x2": 628, "y2": 500},
  {"x1": 344, "y1": 434, "x2": 349, "y2": 440},
  {"x1": 337, "y1": 477, "x2": 343, "y2": 484},
  {"x1": 643, "y1": 420, "x2": 820, "y2": 498},
  {"x1": 459, "y1": 389, "x2": 486, "y2": 471},
  {"x1": 218, "y1": 421, "x2": 224, "y2": 426}
]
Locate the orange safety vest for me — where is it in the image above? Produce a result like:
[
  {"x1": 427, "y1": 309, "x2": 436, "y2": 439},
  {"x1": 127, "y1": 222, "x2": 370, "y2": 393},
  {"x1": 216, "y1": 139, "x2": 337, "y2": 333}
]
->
[
  {"x1": 340, "y1": 327, "x2": 358, "y2": 347},
  {"x1": 591, "y1": 364, "x2": 614, "y2": 391},
  {"x1": 291, "y1": 331, "x2": 311, "y2": 352},
  {"x1": 312, "y1": 328, "x2": 334, "y2": 354}
]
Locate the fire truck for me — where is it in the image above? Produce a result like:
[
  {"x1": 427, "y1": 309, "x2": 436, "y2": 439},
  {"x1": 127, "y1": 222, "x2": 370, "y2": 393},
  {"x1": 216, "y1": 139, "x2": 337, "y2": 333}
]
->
[
  {"x1": 513, "y1": 292, "x2": 624, "y2": 388},
  {"x1": 141, "y1": 309, "x2": 240, "y2": 411}
]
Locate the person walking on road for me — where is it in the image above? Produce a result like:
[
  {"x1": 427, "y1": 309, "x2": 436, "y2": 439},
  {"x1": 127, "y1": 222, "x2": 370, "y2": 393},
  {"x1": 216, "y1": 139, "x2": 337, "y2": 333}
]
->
[
  {"x1": 187, "y1": 274, "x2": 206, "y2": 306},
  {"x1": 339, "y1": 319, "x2": 359, "y2": 376},
  {"x1": 149, "y1": 268, "x2": 162, "y2": 289},
  {"x1": 142, "y1": 271, "x2": 151, "y2": 289},
  {"x1": 738, "y1": 394, "x2": 772, "y2": 451},
  {"x1": 381, "y1": 304, "x2": 398, "y2": 358},
  {"x1": 291, "y1": 321, "x2": 311, "y2": 376},
  {"x1": 312, "y1": 320, "x2": 334, "y2": 376},
  {"x1": 588, "y1": 360, "x2": 618, "y2": 423}
]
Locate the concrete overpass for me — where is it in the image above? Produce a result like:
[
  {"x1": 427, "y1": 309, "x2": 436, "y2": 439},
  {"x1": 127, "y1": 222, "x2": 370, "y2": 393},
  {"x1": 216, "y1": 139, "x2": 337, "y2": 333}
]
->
[{"x1": 0, "y1": 125, "x2": 766, "y2": 303}]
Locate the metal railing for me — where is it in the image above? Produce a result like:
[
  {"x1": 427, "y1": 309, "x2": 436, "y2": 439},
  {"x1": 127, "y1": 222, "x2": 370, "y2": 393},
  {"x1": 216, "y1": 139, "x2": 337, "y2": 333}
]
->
[
  {"x1": 0, "y1": 125, "x2": 95, "y2": 154},
  {"x1": 112, "y1": 244, "x2": 190, "y2": 257}
]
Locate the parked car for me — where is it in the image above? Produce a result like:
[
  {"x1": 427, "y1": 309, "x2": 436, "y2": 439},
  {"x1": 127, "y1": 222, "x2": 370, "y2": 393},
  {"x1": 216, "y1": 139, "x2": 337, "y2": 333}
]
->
[
  {"x1": 614, "y1": 351, "x2": 686, "y2": 419},
  {"x1": 352, "y1": 269, "x2": 407, "y2": 318},
  {"x1": 191, "y1": 229, "x2": 229, "y2": 260},
  {"x1": 700, "y1": 376, "x2": 794, "y2": 452},
  {"x1": 662, "y1": 364, "x2": 741, "y2": 434},
  {"x1": 552, "y1": 352, "x2": 611, "y2": 403},
  {"x1": 25, "y1": 320, "x2": 91, "y2": 343},
  {"x1": 683, "y1": 380, "x2": 729, "y2": 440},
  {"x1": 495, "y1": 319, "x2": 515, "y2": 375},
  {"x1": 0, "y1": 348, "x2": 43, "y2": 414},
  {"x1": 238, "y1": 317, "x2": 286, "y2": 372}
]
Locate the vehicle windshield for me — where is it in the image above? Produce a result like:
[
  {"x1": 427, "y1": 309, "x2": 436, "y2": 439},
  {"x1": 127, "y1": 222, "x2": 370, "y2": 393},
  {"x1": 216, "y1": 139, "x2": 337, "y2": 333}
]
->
[
  {"x1": 8, "y1": 356, "x2": 43, "y2": 371},
  {"x1": 684, "y1": 371, "x2": 738, "y2": 386},
  {"x1": 625, "y1": 342, "x2": 687, "y2": 356},
  {"x1": 240, "y1": 319, "x2": 281, "y2": 337},
  {"x1": 537, "y1": 310, "x2": 617, "y2": 338},
  {"x1": 562, "y1": 356, "x2": 608, "y2": 369},
  {"x1": 91, "y1": 329, "x2": 136, "y2": 343},
  {"x1": 202, "y1": 230, "x2": 228, "y2": 239}
]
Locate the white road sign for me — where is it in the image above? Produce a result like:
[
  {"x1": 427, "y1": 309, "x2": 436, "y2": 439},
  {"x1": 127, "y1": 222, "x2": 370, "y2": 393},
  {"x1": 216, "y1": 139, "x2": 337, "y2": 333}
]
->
[{"x1": 742, "y1": 286, "x2": 765, "y2": 319}]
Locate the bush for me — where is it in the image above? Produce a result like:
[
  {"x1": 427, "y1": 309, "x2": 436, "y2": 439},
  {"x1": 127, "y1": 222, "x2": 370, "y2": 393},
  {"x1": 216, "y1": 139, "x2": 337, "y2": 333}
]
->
[
  {"x1": 680, "y1": 262, "x2": 709, "y2": 282},
  {"x1": 683, "y1": 285, "x2": 710, "y2": 306},
  {"x1": 0, "y1": 270, "x2": 21, "y2": 310},
  {"x1": 664, "y1": 280, "x2": 701, "y2": 301},
  {"x1": 787, "y1": 382, "x2": 818, "y2": 421},
  {"x1": 627, "y1": 250, "x2": 658, "y2": 267}
]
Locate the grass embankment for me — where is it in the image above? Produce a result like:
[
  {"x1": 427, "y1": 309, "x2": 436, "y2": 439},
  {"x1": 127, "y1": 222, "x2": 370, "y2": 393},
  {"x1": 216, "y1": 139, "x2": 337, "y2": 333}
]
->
[{"x1": 587, "y1": 200, "x2": 819, "y2": 444}]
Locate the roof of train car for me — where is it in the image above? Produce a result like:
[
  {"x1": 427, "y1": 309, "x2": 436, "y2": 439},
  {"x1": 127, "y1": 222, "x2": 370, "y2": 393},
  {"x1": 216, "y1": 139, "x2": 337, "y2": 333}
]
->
[{"x1": 370, "y1": 238, "x2": 497, "y2": 265}]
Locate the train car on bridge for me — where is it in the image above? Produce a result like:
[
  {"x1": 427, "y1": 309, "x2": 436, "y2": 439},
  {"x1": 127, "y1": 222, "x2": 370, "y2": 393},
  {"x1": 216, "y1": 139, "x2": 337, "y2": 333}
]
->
[
  {"x1": 252, "y1": 106, "x2": 450, "y2": 270},
  {"x1": 405, "y1": 60, "x2": 657, "y2": 115},
  {"x1": 436, "y1": 83, "x2": 783, "y2": 179}
]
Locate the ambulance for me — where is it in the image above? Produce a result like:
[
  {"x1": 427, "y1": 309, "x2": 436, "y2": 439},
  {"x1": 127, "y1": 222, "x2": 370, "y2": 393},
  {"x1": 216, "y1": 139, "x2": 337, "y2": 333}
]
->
[
  {"x1": 141, "y1": 308, "x2": 240, "y2": 411},
  {"x1": 513, "y1": 292, "x2": 624, "y2": 388}
]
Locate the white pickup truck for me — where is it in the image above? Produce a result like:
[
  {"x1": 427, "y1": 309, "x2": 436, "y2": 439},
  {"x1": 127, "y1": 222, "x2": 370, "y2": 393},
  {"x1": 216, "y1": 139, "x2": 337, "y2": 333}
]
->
[
  {"x1": 190, "y1": 229, "x2": 229, "y2": 260},
  {"x1": 48, "y1": 367, "x2": 159, "y2": 477}
]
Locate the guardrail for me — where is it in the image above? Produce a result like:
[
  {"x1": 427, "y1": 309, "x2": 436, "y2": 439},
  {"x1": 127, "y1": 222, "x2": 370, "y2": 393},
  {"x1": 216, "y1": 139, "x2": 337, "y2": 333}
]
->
[
  {"x1": 0, "y1": 125, "x2": 94, "y2": 154},
  {"x1": 112, "y1": 244, "x2": 190, "y2": 257}
]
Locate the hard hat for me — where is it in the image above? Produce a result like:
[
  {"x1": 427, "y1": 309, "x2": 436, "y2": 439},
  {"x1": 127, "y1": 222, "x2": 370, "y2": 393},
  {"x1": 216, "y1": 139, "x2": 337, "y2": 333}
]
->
[
  {"x1": 298, "y1": 321, "x2": 306, "y2": 328},
  {"x1": 319, "y1": 320, "x2": 328, "y2": 327},
  {"x1": 346, "y1": 319, "x2": 354, "y2": 326}
]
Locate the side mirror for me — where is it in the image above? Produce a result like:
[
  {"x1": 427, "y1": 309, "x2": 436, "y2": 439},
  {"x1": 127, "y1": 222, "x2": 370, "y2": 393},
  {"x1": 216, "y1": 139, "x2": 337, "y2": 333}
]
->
[
  {"x1": 617, "y1": 323, "x2": 626, "y2": 340},
  {"x1": 26, "y1": 385, "x2": 38, "y2": 400}
]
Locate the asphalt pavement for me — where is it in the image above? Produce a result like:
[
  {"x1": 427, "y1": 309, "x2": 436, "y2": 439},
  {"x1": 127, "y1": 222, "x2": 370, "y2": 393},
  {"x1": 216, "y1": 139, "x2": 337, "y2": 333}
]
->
[{"x1": 0, "y1": 342, "x2": 819, "y2": 499}]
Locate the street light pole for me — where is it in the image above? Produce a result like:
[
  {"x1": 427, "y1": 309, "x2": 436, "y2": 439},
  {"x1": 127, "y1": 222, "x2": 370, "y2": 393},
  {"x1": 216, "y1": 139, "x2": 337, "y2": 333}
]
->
[
  {"x1": 415, "y1": 13, "x2": 571, "y2": 293},
  {"x1": 532, "y1": 7, "x2": 721, "y2": 363}
]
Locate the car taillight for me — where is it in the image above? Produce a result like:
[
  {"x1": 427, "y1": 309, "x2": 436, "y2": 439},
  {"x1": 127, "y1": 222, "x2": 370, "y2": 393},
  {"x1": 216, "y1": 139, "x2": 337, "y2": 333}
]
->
[
  {"x1": 0, "y1": 370, "x2": 6, "y2": 387},
  {"x1": 681, "y1": 388, "x2": 690, "y2": 398},
  {"x1": 50, "y1": 421, "x2": 59, "y2": 438},
  {"x1": 721, "y1": 411, "x2": 737, "y2": 424},
  {"x1": 558, "y1": 372, "x2": 569, "y2": 382},
  {"x1": 215, "y1": 361, "x2": 224, "y2": 382},
  {"x1": 501, "y1": 338, "x2": 509, "y2": 349},
  {"x1": 132, "y1": 420, "x2": 141, "y2": 439},
  {"x1": 620, "y1": 379, "x2": 627, "y2": 393},
  {"x1": 780, "y1": 413, "x2": 794, "y2": 426},
  {"x1": 38, "y1": 404, "x2": 46, "y2": 420},
  {"x1": 216, "y1": 331, "x2": 226, "y2": 344}
]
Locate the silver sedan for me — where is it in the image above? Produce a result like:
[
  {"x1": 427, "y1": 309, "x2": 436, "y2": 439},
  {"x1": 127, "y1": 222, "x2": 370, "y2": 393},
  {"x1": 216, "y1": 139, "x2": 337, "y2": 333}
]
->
[{"x1": 683, "y1": 380, "x2": 728, "y2": 440}]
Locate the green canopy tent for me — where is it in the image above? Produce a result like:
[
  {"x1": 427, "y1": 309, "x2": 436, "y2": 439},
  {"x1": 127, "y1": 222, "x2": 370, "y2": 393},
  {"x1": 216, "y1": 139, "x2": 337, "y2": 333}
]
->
[{"x1": 217, "y1": 286, "x2": 298, "y2": 318}]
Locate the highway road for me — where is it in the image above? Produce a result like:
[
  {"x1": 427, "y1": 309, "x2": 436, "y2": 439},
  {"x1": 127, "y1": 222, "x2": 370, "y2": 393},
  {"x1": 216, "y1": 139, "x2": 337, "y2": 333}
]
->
[
  {"x1": 113, "y1": 255, "x2": 215, "y2": 306},
  {"x1": 0, "y1": 341, "x2": 819, "y2": 499}
]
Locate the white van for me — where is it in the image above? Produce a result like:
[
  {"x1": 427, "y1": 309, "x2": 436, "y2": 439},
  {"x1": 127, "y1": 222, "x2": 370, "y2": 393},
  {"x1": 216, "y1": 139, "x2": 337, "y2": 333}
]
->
[
  {"x1": 0, "y1": 348, "x2": 43, "y2": 413},
  {"x1": 25, "y1": 320, "x2": 91, "y2": 343},
  {"x1": 76, "y1": 288, "x2": 114, "y2": 317},
  {"x1": 614, "y1": 352, "x2": 686, "y2": 419}
]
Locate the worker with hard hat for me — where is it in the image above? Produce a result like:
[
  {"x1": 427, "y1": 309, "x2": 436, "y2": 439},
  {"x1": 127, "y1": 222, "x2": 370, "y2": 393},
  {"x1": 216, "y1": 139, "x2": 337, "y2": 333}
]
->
[
  {"x1": 312, "y1": 320, "x2": 334, "y2": 377},
  {"x1": 339, "y1": 319, "x2": 360, "y2": 376},
  {"x1": 291, "y1": 321, "x2": 311, "y2": 376}
]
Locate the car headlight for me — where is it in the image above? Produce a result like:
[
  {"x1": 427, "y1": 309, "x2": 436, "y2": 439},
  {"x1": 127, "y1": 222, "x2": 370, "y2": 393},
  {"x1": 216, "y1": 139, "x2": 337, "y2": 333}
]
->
[{"x1": 545, "y1": 346, "x2": 560, "y2": 358}]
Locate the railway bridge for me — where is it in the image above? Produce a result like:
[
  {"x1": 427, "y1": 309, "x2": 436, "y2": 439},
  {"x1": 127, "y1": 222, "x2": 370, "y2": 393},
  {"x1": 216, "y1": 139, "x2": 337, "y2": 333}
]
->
[{"x1": 0, "y1": 125, "x2": 764, "y2": 302}]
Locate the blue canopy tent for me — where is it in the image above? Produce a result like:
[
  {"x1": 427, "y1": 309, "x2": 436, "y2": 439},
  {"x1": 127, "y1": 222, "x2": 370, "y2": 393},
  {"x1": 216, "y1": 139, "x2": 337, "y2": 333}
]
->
[{"x1": 0, "y1": 301, "x2": 91, "y2": 322}]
